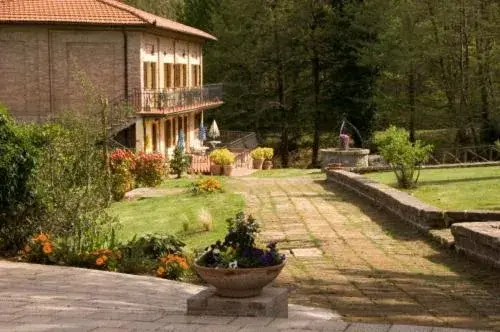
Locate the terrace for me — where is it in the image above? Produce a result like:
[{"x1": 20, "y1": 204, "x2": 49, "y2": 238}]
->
[{"x1": 130, "y1": 84, "x2": 223, "y2": 115}]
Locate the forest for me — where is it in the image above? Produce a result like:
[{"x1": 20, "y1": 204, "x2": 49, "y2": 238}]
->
[{"x1": 126, "y1": 0, "x2": 500, "y2": 167}]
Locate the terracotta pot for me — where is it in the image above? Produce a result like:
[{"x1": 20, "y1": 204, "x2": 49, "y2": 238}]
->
[
  {"x1": 210, "y1": 164, "x2": 222, "y2": 175},
  {"x1": 262, "y1": 160, "x2": 273, "y2": 170},
  {"x1": 252, "y1": 159, "x2": 264, "y2": 170},
  {"x1": 194, "y1": 261, "x2": 285, "y2": 298},
  {"x1": 223, "y1": 165, "x2": 234, "y2": 176}
]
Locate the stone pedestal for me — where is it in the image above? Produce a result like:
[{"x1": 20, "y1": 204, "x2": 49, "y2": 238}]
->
[
  {"x1": 187, "y1": 287, "x2": 288, "y2": 318},
  {"x1": 319, "y1": 148, "x2": 370, "y2": 169}
]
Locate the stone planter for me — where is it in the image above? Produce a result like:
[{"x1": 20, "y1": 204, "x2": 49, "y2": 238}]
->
[
  {"x1": 262, "y1": 160, "x2": 273, "y2": 170},
  {"x1": 210, "y1": 164, "x2": 222, "y2": 175},
  {"x1": 222, "y1": 165, "x2": 234, "y2": 176},
  {"x1": 252, "y1": 159, "x2": 264, "y2": 170},
  {"x1": 319, "y1": 148, "x2": 370, "y2": 169},
  {"x1": 194, "y1": 262, "x2": 286, "y2": 298}
]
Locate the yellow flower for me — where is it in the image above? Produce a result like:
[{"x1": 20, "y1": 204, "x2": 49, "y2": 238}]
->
[
  {"x1": 95, "y1": 257, "x2": 105, "y2": 266},
  {"x1": 42, "y1": 242, "x2": 53, "y2": 254},
  {"x1": 101, "y1": 255, "x2": 108, "y2": 262}
]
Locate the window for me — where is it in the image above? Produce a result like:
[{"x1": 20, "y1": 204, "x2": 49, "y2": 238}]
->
[
  {"x1": 165, "y1": 119, "x2": 172, "y2": 147},
  {"x1": 164, "y1": 63, "x2": 173, "y2": 89},
  {"x1": 152, "y1": 123, "x2": 158, "y2": 152},
  {"x1": 174, "y1": 64, "x2": 182, "y2": 87},
  {"x1": 182, "y1": 64, "x2": 187, "y2": 87},
  {"x1": 191, "y1": 65, "x2": 201, "y2": 86},
  {"x1": 143, "y1": 62, "x2": 157, "y2": 90}
]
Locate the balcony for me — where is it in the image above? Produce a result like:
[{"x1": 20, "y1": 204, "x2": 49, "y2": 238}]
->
[{"x1": 130, "y1": 84, "x2": 223, "y2": 115}]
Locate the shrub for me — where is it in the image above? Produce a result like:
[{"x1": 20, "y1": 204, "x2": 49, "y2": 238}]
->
[
  {"x1": 0, "y1": 107, "x2": 45, "y2": 252},
  {"x1": 169, "y1": 146, "x2": 190, "y2": 178},
  {"x1": 198, "y1": 208, "x2": 214, "y2": 232},
  {"x1": 262, "y1": 148, "x2": 274, "y2": 160},
  {"x1": 209, "y1": 148, "x2": 235, "y2": 166},
  {"x1": 156, "y1": 254, "x2": 189, "y2": 280},
  {"x1": 119, "y1": 233, "x2": 185, "y2": 259},
  {"x1": 192, "y1": 177, "x2": 223, "y2": 195},
  {"x1": 110, "y1": 149, "x2": 135, "y2": 200},
  {"x1": 374, "y1": 126, "x2": 433, "y2": 188},
  {"x1": 134, "y1": 152, "x2": 166, "y2": 187},
  {"x1": 250, "y1": 147, "x2": 266, "y2": 160},
  {"x1": 495, "y1": 139, "x2": 500, "y2": 151},
  {"x1": 85, "y1": 248, "x2": 122, "y2": 271}
]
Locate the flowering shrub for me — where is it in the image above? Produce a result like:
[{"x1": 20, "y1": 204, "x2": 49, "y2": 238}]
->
[
  {"x1": 156, "y1": 254, "x2": 189, "y2": 280},
  {"x1": 191, "y1": 177, "x2": 222, "y2": 195},
  {"x1": 209, "y1": 148, "x2": 235, "y2": 166},
  {"x1": 134, "y1": 152, "x2": 166, "y2": 187},
  {"x1": 262, "y1": 148, "x2": 274, "y2": 160},
  {"x1": 196, "y1": 212, "x2": 285, "y2": 269},
  {"x1": 86, "y1": 248, "x2": 122, "y2": 271},
  {"x1": 22, "y1": 233, "x2": 56, "y2": 264},
  {"x1": 250, "y1": 147, "x2": 266, "y2": 160},
  {"x1": 110, "y1": 149, "x2": 135, "y2": 200}
]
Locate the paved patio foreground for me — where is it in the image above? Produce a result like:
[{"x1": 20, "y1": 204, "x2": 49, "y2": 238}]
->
[
  {"x1": 232, "y1": 176, "x2": 500, "y2": 330},
  {"x1": 0, "y1": 261, "x2": 491, "y2": 331}
]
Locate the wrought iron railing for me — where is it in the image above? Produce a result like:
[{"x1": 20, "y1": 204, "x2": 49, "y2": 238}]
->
[
  {"x1": 130, "y1": 84, "x2": 223, "y2": 114},
  {"x1": 428, "y1": 144, "x2": 500, "y2": 164}
]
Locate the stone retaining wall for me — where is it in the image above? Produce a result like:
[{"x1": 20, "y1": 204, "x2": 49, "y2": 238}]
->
[
  {"x1": 325, "y1": 170, "x2": 500, "y2": 230},
  {"x1": 451, "y1": 222, "x2": 500, "y2": 269}
]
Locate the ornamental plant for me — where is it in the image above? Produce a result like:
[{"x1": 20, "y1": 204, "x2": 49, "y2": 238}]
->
[
  {"x1": 109, "y1": 149, "x2": 135, "y2": 200},
  {"x1": 170, "y1": 146, "x2": 190, "y2": 178},
  {"x1": 22, "y1": 232, "x2": 56, "y2": 264},
  {"x1": 196, "y1": 212, "x2": 285, "y2": 269},
  {"x1": 191, "y1": 177, "x2": 223, "y2": 195},
  {"x1": 156, "y1": 254, "x2": 189, "y2": 280},
  {"x1": 250, "y1": 147, "x2": 266, "y2": 160},
  {"x1": 209, "y1": 148, "x2": 235, "y2": 166},
  {"x1": 262, "y1": 147, "x2": 274, "y2": 160},
  {"x1": 134, "y1": 152, "x2": 166, "y2": 187},
  {"x1": 374, "y1": 126, "x2": 433, "y2": 189}
]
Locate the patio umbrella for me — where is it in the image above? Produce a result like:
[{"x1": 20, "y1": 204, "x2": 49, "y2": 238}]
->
[
  {"x1": 208, "y1": 119, "x2": 220, "y2": 139},
  {"x1": 177, "y1": 129, "x2": 185, "y2": 151}
]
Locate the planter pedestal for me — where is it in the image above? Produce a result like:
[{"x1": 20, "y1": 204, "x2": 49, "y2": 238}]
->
[{"x1": 187, "y1": 287, "x2": 288, "y2": 318}]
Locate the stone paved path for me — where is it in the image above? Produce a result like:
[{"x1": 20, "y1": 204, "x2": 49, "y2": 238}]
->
[
  {"x1": 232, "y1": 176, "x2": 500, "y2": 331},
  {"x1": 0, "y1": 261, "x2": 490, "y2": 332}
]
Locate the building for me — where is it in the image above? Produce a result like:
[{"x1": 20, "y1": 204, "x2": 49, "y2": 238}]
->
[{"x1": 0, "y1": 0, "x2": 222, "y2": 155}]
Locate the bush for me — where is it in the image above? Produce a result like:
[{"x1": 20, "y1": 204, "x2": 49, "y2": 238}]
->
[
  {"x1": 374, "y1": 126, "x2": 433, "y2": 188},
  {"x1": 209, "y1": 148, "x2": 235, "y2": 166},
  {"x1": 250, "y1": 147, "x2": 266, "y2": 160},
  {"x1": 134, "y1": 152, "x2": 166, "y2": 187},
  {"x1": 110, "y1": 149, "x2": 135, "y2": 200},
  {"x1": 192, "y1": 177, "x2": 223, "y2": 195},
  {"x1": 0, "y1": 107, "x2": 44, "y2": 252},
  {"x1": 119, "y1": 233, "x2": 185, "y2": 259},
  {"x1": 22, "y1": 233, "x2": 56, "y2": 264},
  {"x1": 170, "y1": 146, "x2": 190, "y2": 178},
  {"x1": 262, "y1": 147, "x2": 274, "y2": 160}
]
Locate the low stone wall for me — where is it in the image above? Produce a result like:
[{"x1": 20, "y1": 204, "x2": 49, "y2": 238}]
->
[
  {"x1": 452, "y1": 222, "x2": 500, "y2": 269},
  {"x1": 325, "y1": 170, "x2": 500, "y2": 230}
]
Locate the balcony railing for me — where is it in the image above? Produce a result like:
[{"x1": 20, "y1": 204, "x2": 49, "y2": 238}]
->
[{"x1": 130, "y1": 84, "x2": 223, "y2": 115}]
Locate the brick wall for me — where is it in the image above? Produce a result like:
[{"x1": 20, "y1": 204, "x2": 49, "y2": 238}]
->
[{"x1": 0, "y1": 25, "x2": 141, "y2": 121}]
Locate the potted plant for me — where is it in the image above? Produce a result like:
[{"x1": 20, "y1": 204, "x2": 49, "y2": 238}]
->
[
  {"x1": 208, "y1": 149, "x2": 223, "y2": 175},
  {"x1": 194, "y1": 212, "x2": 286, "y2": 298},
  {"x1": 218, "y1": 148, "x2": 236, "y2": 176},
  {"x1": 250, "y1": 147, "x2": 265, "y2": 169},
  {"x1": 262, "y1": 148, "x2": 274, "y2": 170}
]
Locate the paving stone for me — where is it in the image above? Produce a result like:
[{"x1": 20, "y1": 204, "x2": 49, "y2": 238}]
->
[
  {"x1": 389, "y1": 325, "x2": 433, "y2": 332},
  {"x1": 345, "y1": 323, "x2": 391, "y2": 332}
]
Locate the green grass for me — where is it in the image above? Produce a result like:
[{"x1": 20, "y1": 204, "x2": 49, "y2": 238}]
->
[
  {"x1": 249, "y1": 168, "x2": 325, "y2": 178},
  {"x1": 108, "y1": 177, "x2": 245, "y2": 251},
  {"x1": 366, "y1": 166, "x2": 500, "y2": 210}
]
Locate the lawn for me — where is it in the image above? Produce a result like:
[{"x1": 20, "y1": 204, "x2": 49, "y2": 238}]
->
[
  {"x1": 366, "y1": 166, "x2": 500, "y2": 211},
  {"x1": 108, "y1": 177, "x2": 245, "y2": 251}
]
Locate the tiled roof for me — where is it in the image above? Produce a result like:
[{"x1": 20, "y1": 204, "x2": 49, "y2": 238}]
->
[{"x1": 0, "y1": 0, "x2": 216, "y2": 40}]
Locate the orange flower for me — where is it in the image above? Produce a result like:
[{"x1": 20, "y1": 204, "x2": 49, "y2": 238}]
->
[
  {"x1": 101, "y1": 255, "x2": 108, "y2": 262},
  {"x1": 95, "y1": 257, "x2": 105, "y2": 266},
  {"x1": 24, "y1": 245, "x2": 32, "y2": 253},
  {"x1": 42, "y1": 242, "x2": 53, "y2": 254},
  {"x1": 35, "y1": 233, "x2": 48, "y2": 242},
  {"x1": 156, "y1": 267, "x2": 166, "y2": 277}
]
